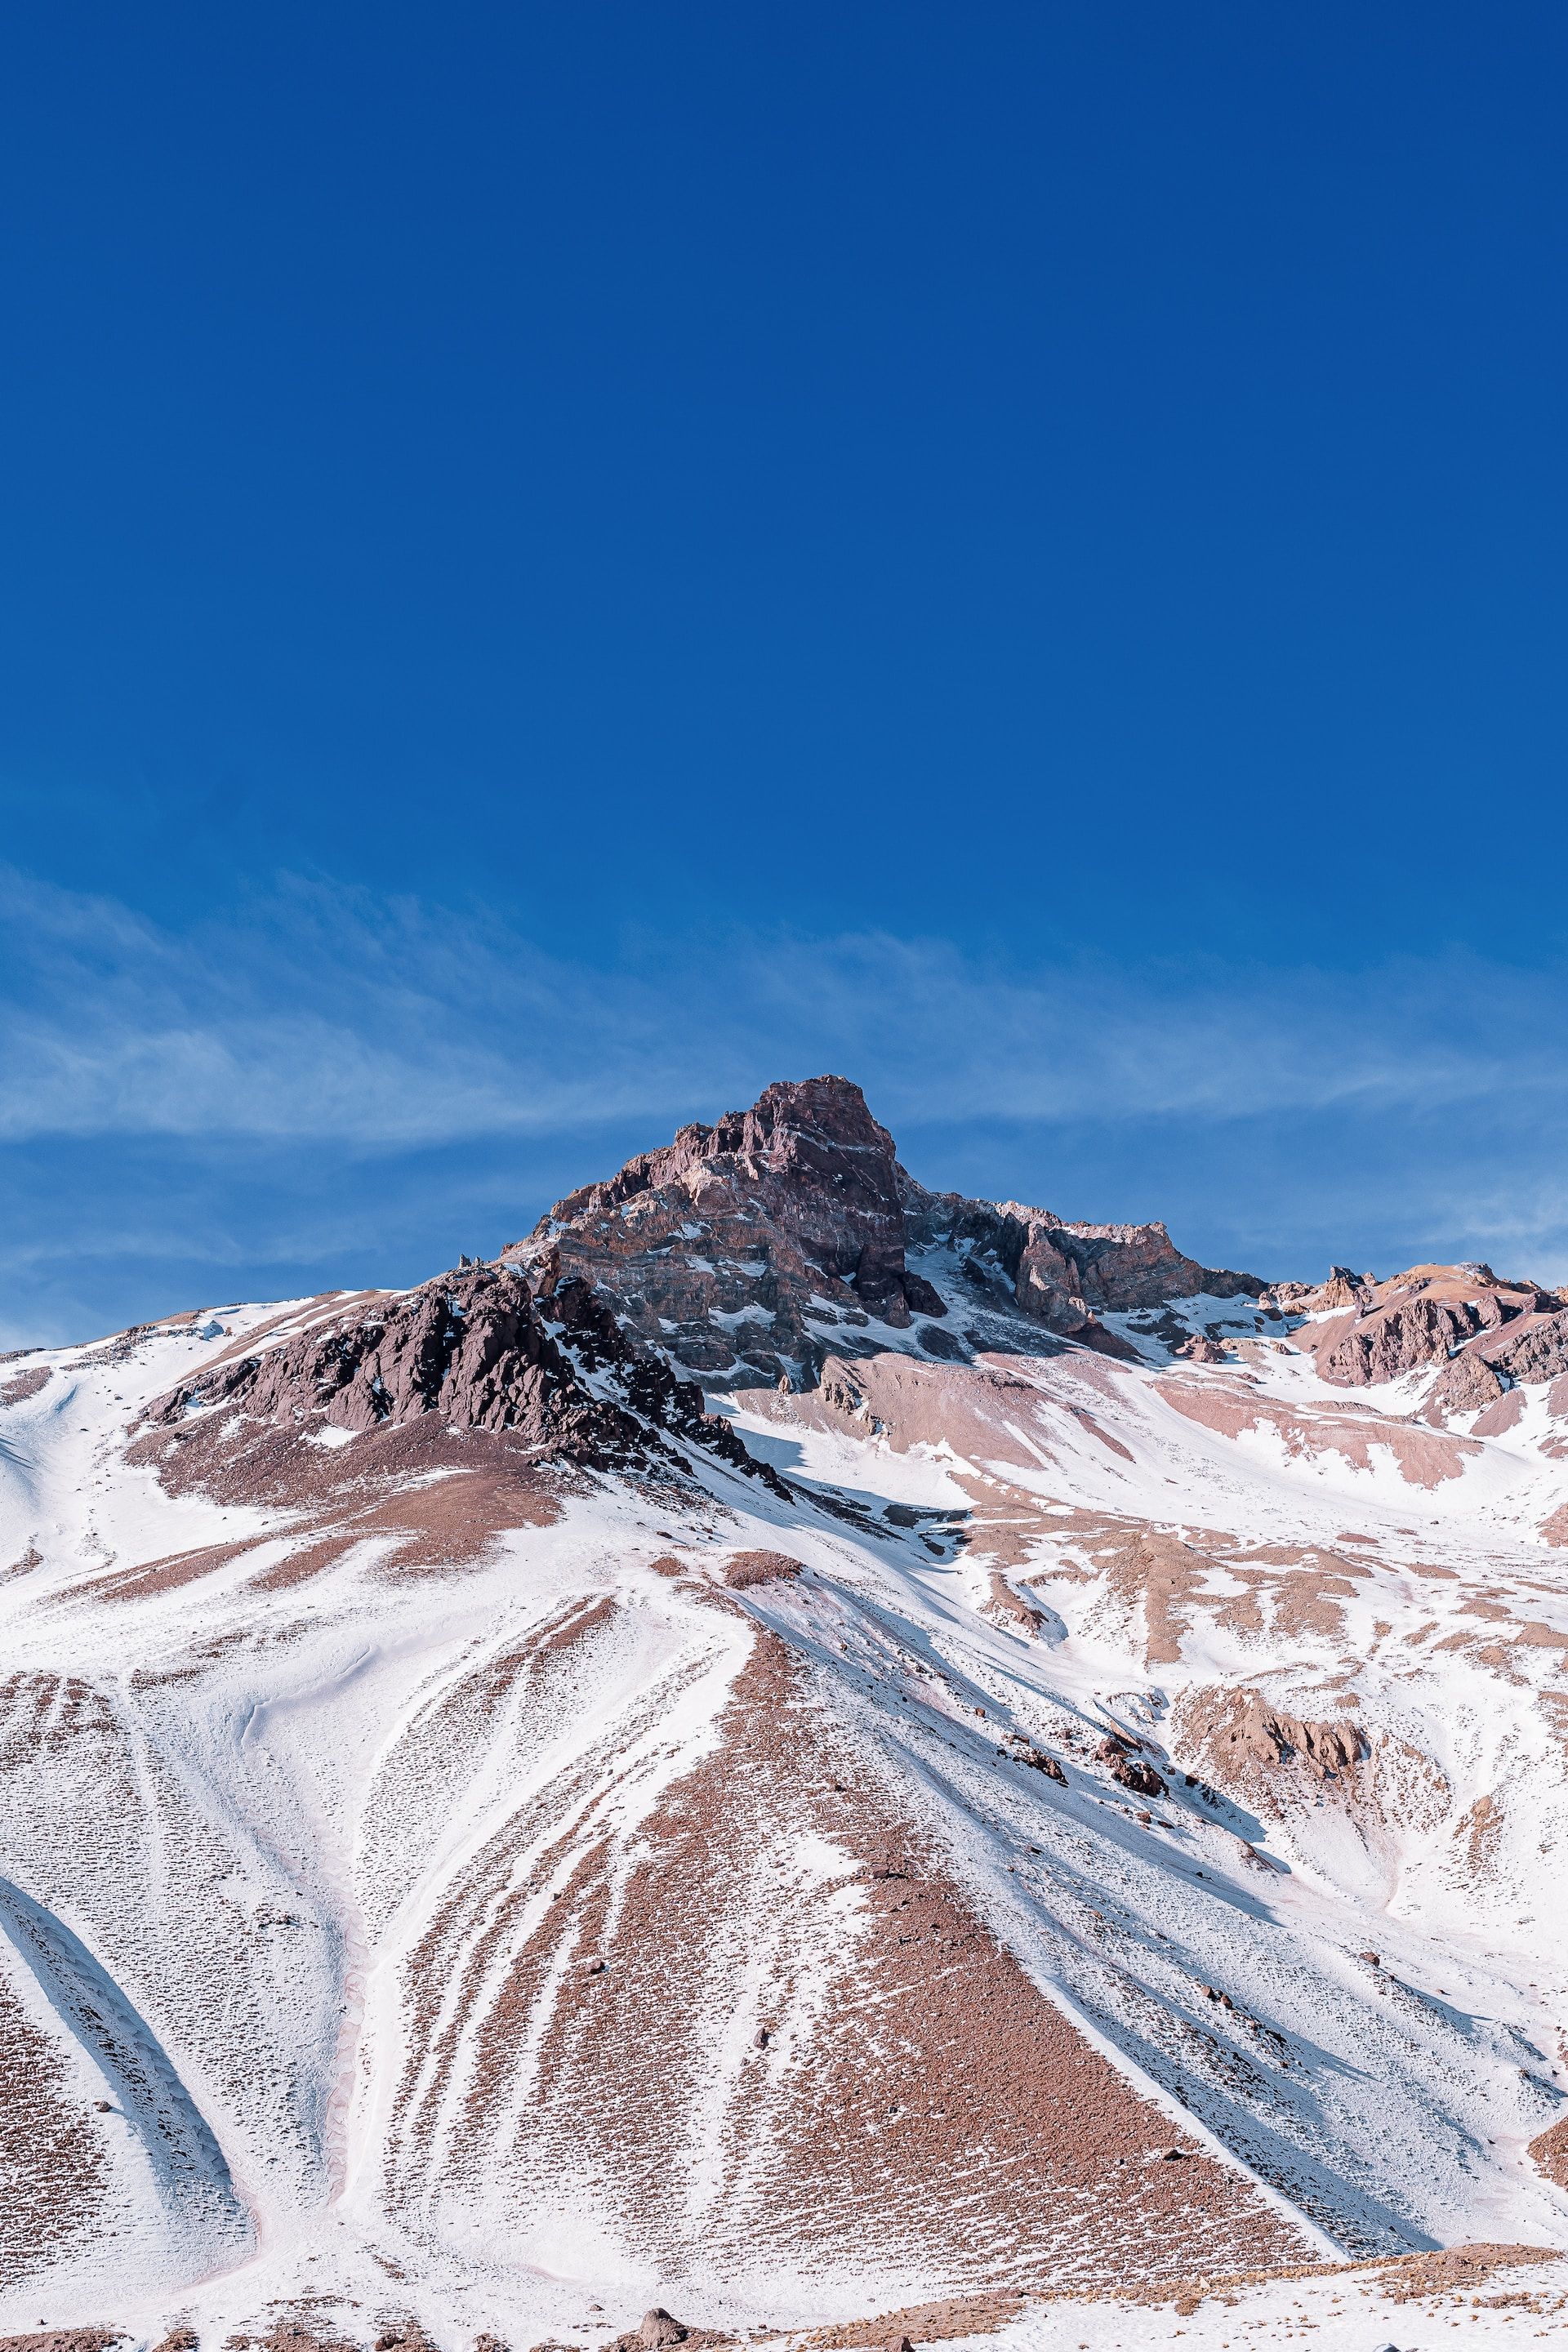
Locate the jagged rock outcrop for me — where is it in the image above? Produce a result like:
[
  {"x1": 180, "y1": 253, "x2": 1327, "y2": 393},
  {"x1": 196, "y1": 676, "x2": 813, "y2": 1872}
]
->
[
  {"x1": 1419, "y1": 1306, "x2": 1568, "y2": 1424},
  {"x1": 900, "y1": 1178, "x2": 1263, "y2": 1344},
  {"x1": 1096, "y1": 1733, "x2": 1169, "y2": 1799},
  {"x1": 1173, "y1": 1687, "x2": 1365, "y2": 1806},
  {"x1": 1481, "y1": 1310, "x2": 1568, "y2": 1386},
  {"x1": 1291, "y1": 1263, "x2": 1568, "y2": 1401},
  {"x1": 1316, "y1": 1267, "x2": 1372, "y2": 1310},
  {"x1": 505, "y1": 1076, "x2": 949, "y2": 1388},
  {"x1": 145, "y1": 1263, "x2": 777, "y2": 1485},
  {"x1": 1423, "y1": 1347, "x2": 1509, "y2": 1420},
  {"x1": 147, "y1": 1265, "x2": 580, "y2": 1437},
  {"x1": 1321, "y1": 1290, "x2": 1504, "y2": 1387},
  {"x1": 506, "y1": 1076, "x2": 1266, "y2": 1388}
]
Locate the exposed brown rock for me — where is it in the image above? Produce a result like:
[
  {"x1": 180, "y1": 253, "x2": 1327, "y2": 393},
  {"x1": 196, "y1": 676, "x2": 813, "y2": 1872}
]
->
[
  {"x1": 604, "y1": 2321, "x2": 728, "y2": 2352},
  {"x1": 902, "y1": 1181, "x2": 1259, "y2": 1349},
  {"x1": 1422, "y1": 1347, "x2": 1508, "y2": 1422},
  {"x1": 1314, "y1": 1267, "x2": 1370, "y2": 1311},
  {"x1": 1528, "y1": 2113, "x2": 1568, "y2": 2188},
  {"x1": 1004, "y1": 1731, "x2": 1067, "y2": 1780},
  {"x1": 0, "y1": 2337, "x2": 123, "y2": 2352},
  {"x1": 985, "y1": 1573, "x2": 1045, "y2": 1635},
  {"x1": 1174, "y1": 1687, "x2": 1365, "y2": 1810},
  {"x1": 723, "y1": 1549, "x2": 804, "y2": 1588},
  {"x1": 500, "y1": 1076, "x2": 1262, "y2": 1389},
  {"x1": 1294, "y1": 1264, "x2": 1568, "y2": 1394},
  {"x1": 146, "y1": 1265, "x2": 618, "y2": 1448},
  {"x1": 142, "y1": 1263, "x2": 782, "y2": 1493},
  {"x1": 1483, "y1": 1309, "x2": 1568, "y2": 1386},
  {"x1": 504, "y1": 1077, "x2": 947, "y2": 1388},
  {"x1": 1322, "y1": 1292, "x2": 1496, "y2": 1386},
  {"x1": 1096, "y1": 1735, "x2": 1168, "y2": 1799}
]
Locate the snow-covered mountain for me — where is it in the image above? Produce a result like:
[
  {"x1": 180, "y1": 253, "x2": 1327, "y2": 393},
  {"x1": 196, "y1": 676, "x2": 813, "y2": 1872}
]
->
[{"x1": 2, "y1": 1076, "x2": 1566, "y2": 2350}]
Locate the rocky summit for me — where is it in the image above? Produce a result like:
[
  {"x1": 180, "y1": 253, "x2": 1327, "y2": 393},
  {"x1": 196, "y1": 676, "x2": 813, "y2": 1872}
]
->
[
  {"x1": 2, "y1": 1076, "x2": 1568, "y2": 2350},
  {"x1": 506, "y1": 1073, "x2": 1258, "y2": 1385},
  {"x1": 503, "y1": 1075, "x2": 951, "y2": 1385}
]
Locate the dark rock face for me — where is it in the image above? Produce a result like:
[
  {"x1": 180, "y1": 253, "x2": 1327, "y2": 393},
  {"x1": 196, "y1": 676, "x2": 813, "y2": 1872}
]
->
[
  {"x1": 145, "y1": 1267, "x2": 575, "y2": 1439},
  {"x1": 1096, "y1": 1734, "x2": 1169, "y2": 1800},
  {"x1": 541, "y1": 1268, "x2": 786, "y2": 1489},
  {"x1": 1320, "y1": 1292, "x2": 1498, "y2": 1387},
  {"x1": 506, "y1": 1075, "x2": 1263, "y2": 1388},
  {"x1": 1421, "y1": 1302, "x2": 1568, "y2": 1422},
  {"x1": 145, "y1": 1264, "x2": 779, "y2": 1486},
  {"x1": 900, "y1": 1181, "x2": 1262, "y2": 1348},
  {"x1": 505, "y1": 1076, "x2": 949, "y2": 1389}
]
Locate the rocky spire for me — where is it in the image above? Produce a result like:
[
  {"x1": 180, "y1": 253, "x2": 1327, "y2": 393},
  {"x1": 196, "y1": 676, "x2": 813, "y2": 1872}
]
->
[{"x1": 503, "y1": 1076, "x2": 949, "y2": 1389}]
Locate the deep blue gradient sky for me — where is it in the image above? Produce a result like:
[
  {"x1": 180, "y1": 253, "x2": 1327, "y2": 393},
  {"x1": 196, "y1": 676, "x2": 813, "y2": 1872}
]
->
[{"x1": 5, "y1": 5, "x2": 1568, "y2": 1341}]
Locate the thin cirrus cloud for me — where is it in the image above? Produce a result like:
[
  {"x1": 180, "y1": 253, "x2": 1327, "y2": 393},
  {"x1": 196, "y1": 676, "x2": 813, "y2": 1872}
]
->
[
  {"x1": 1, "y1": 865, "x2": 1563, "y2": 1147},
  {"x1": 7, "y1": 866, "x2": 1568, "y2": 1344}
]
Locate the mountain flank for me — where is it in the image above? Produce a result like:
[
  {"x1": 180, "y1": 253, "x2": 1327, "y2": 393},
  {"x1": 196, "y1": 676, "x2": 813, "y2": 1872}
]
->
[{"x1": 2, "y1": 1073, "x2": 1567, "y2": 2345}]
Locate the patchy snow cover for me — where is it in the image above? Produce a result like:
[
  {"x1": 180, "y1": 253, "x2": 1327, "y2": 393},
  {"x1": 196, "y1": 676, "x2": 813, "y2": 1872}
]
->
[{"x1": 2, "y1": 1231, "x2": 1568, "y2": 2346}]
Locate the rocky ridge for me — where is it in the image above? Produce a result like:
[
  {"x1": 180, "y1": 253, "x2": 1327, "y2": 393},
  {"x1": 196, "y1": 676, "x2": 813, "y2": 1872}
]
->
[
  {"x1": 1280, "y1": 1262, "x2": 1568, "y2": 1422},
  {"x1": 145, "y1": 1261, "x2": 776, "y2": 1490},
  {"x1": 501, "y1": 1076, "x2": 947, "y2": 1389},
  {"x1": 505, "y1": 1074, "x2": 1265, "y2": 1388},
  {"x1": 899, "y1": 1174, "x2": 1264, "y2": 1342}
]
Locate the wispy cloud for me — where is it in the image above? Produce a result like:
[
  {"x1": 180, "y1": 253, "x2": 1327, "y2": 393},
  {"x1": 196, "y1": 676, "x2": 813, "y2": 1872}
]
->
[
  {"x1": 2, "y1": 865, "x2": 1566, "y2": 1147},
  {"x1": 7, "y1": 864, "x2": 1568, "y2": 1346}
]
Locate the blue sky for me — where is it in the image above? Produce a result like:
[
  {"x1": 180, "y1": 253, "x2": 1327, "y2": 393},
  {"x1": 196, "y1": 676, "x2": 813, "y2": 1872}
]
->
[{"x1": 4, "y1": 4, "x2": 1568, "y2": 1342}]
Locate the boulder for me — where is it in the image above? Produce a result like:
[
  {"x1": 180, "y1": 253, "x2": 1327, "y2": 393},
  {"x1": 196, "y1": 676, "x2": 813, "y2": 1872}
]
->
[{"x1": 723, "y1": 1550, "x2": 804, "y2": 1588}]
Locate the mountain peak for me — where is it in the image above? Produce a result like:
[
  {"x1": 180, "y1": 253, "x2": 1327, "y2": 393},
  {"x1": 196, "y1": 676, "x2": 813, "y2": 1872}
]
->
[
  {"x1": 503, "y1": 1075, "x2": 1263, "y2": 1387},
  {"x1": 7, "y1": 1077, "x2": 1568, "y2": 2341},
  {"x1": 505, "y1": 1074, "x2": 944, "y2": 1388}
]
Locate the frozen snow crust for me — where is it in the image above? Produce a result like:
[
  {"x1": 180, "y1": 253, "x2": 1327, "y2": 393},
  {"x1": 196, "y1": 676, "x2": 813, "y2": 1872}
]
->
[{"x1": 2, "y1": 1077, "x2": 1567, "y2": 2350}]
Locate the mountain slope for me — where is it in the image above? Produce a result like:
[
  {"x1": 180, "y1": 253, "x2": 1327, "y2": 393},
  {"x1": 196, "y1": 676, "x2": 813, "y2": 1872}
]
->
[{"x1": 1, "y1": 1076, "x2": 1566, "y2": 2346}]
